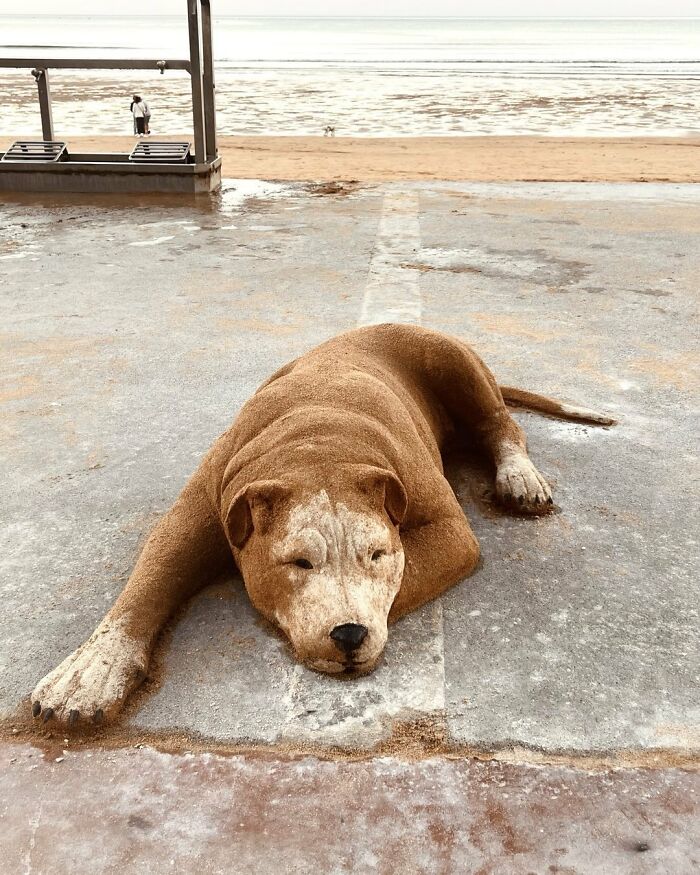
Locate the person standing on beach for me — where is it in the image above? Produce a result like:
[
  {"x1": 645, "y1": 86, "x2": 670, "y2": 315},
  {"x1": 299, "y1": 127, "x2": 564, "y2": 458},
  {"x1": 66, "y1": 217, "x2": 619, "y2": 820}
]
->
[
  {"x1": 142, "y1": 97, "x2": 151, "y2": 135},
  {"x1": 130, "y1": 94, "x2": 147, "y2": 136}
]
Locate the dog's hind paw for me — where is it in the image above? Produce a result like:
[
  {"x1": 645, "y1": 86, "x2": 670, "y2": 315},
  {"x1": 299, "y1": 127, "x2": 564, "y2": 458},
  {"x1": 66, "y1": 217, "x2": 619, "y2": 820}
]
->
[
  {"x1": 496, "y1": 450, "x2": 553, "y2": 514},
  {"x1": 31, "y1": 618, "x2": 148, "y2": 726}
]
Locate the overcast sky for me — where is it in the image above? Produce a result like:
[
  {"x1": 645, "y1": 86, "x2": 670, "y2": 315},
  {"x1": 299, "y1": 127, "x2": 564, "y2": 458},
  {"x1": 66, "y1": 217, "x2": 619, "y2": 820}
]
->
[{"x1": 25, "y1": 1, "x2": 700, "y2": 16}]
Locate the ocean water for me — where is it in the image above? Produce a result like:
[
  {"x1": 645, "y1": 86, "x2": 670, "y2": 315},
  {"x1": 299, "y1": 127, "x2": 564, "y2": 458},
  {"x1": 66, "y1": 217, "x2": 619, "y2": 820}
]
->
[{"x1": 1, "y1": 15, "x2": 699, "y2": 136}]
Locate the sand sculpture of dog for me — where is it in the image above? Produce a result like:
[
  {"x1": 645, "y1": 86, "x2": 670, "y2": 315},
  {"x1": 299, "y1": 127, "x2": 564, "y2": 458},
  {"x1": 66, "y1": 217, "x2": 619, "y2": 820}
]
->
[{"x1": 31, "y1": 324, "x2": 614, "y2": 726}]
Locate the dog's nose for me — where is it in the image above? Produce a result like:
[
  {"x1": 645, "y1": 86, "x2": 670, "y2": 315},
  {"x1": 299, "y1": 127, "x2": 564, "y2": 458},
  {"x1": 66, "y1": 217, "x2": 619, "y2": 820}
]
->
[{"x1": 330, "y1": 623, "x2": 368, "y2": 653}]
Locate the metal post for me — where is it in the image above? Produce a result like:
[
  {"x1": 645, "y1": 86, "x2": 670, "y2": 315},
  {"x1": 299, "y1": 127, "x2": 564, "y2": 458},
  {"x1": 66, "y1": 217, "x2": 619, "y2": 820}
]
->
[
  {"x1": 187, "y1": 0, "x2": 206, "y2": 163},
  {"x1": 31, "y1": 68, "x2": 54, "y2": 141},
  {"x1": 200, "y1": 0, "x2": 217, "y2": 160}
]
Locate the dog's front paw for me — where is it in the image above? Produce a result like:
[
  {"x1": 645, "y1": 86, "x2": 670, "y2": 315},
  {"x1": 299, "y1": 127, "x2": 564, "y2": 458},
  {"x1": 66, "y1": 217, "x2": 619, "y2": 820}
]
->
[
  {"x1": 496, "y1": 452, "x2": 553, "y2": 513},
  {"x1": 31, "y1": 618, "x2": 148, "y2": 726}
]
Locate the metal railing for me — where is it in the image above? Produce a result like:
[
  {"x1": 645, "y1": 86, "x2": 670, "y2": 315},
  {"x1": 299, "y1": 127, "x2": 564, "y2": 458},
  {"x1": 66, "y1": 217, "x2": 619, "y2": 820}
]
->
[{"x1": 0, "y1": 0, "x2": 217, "y2": 164}]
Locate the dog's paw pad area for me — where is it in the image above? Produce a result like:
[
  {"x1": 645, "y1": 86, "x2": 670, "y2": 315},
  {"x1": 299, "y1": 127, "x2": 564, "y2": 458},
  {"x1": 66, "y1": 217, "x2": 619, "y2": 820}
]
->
[
  {"x1": 30, "y1": 619, "x2": 147, "y2": 726},
  {"x1": 495, "y1": 454, "x2": 553, "y2": 514}
]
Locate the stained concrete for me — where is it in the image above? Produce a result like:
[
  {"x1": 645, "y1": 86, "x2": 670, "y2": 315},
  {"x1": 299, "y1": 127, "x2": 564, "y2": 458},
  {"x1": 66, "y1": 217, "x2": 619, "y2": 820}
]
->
[
  {"x1": 1, "y1": 181, "x2": 699, "y2": 759},
  {"x1": 2, "y1": 741, "x2": 698, "y2": 875}
]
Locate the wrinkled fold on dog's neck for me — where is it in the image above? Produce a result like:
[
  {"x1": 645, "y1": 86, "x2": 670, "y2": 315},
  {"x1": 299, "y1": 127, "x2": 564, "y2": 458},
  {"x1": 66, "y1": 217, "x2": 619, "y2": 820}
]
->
[{"x1": 216, "y1": 396, "x2": 411, "y2": 531}]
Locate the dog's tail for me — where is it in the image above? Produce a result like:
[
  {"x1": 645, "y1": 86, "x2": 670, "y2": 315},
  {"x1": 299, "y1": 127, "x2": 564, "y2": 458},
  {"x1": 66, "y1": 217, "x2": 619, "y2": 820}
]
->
[{"x1": 500, "y1": 386, "x2": 617, "y2": 426}]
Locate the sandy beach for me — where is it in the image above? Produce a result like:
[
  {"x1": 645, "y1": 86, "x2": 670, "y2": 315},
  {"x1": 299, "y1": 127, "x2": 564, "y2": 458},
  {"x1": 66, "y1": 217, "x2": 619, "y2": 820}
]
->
[{"x1": 2, "y1": 135, "x2": 698, "y2": 182}]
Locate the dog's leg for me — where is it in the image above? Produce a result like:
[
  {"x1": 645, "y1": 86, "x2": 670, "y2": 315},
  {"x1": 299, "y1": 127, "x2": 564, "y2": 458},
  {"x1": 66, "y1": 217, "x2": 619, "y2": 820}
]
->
[
  {"x1": 389, "y1": 513, "x2": 479, "y2": 622},
  {"x1": 489, "y1": 421, "x2": 553, "y2": 512},
  {"x1": 352, "y1": 326, "x2": 554, "y2": 512},
  {"x1": 417, "y1": 332, "x2": 553, "y2": 513},
  {"x1": 31, "y1": 474, "x2": 231, "y2": 726},
  {"x1": 469, "y1": 404, "x2": 554, "y2": 513}
]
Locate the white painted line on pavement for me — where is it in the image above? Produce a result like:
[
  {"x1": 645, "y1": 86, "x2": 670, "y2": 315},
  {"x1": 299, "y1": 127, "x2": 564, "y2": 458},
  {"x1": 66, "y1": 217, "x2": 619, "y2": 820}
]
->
[{"x1": 358, "y1": 189, "x2": 422, "y2": 326}]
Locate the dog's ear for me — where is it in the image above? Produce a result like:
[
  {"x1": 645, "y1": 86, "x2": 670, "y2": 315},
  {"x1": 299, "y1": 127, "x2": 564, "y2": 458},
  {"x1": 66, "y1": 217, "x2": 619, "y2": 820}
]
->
[
  {"x1": 225, "y1": 480, "x2": 290, "y2": 548},
  {"x1": 355, "y1": 466, "x2": 407, "y2": 526}
]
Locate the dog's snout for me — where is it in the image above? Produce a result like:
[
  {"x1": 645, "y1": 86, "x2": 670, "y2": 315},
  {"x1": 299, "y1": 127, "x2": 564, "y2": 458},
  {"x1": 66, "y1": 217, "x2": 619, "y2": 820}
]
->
[{"x1": 330, "y1": 623, "x2": 368, "y2": 653}]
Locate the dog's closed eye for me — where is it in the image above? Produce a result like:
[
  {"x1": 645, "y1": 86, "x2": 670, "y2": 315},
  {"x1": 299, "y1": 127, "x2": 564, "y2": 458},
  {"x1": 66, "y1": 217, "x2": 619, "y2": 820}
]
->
[{"x1": 292, "y1": 558, "x2": 314, "y2": 570}]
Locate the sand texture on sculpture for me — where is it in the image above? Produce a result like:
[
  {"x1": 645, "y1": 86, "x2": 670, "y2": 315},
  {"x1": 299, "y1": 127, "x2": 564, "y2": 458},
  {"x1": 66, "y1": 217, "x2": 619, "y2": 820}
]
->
[
  {"x1": 30, "y1": 324, "x2": 614, "y2": 728},
  {"x1": 2, "y1": 135, "x2": 698, "y2": 182}
]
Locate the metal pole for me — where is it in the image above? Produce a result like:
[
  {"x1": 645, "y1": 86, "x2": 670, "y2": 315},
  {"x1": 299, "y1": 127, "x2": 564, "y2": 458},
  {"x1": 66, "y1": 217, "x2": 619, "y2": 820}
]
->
[
  {"x1": 31, "y1": 68, "x2": 54, "y2": 140},
  {"x1": 200, "y1": 0, "x2": 217, "y2": 160},
  {"x1": 187, "y1": 0, "x2": 206, "y2": 163}
]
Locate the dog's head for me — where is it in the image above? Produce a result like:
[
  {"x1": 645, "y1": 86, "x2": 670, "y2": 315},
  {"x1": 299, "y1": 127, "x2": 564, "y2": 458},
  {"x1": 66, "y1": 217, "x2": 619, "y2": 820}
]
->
[{"x1": 225, "y1": 466, "x2": 406, "y2": 675}]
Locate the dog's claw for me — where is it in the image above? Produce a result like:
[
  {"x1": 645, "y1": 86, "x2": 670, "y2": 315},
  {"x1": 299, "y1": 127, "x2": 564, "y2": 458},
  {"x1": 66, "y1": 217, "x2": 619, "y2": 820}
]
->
[
  {"x1": 42, "y1": 707, "x2": 54, "y2": 723},
  {"x1": 93, "y1": 709, "x2": 104, "y2": 724},
  {"x1": 32, "y1": 701, "x2": 41, "y2": 717},
  {"x1": 547, "y1": 496, "x2": 554, "y2": 505},
  {"x1": 68, "y1": 710, "x2": 79, "y2": 727}
]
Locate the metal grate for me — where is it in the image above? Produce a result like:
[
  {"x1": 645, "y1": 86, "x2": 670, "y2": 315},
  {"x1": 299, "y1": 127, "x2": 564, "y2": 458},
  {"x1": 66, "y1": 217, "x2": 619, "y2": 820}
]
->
[
  {"x1": 1, "y1": 140, "x2": 68, "y2": 162},
  {"x1": 129, "y1": 141, "x2": 192, "y2": 164}
]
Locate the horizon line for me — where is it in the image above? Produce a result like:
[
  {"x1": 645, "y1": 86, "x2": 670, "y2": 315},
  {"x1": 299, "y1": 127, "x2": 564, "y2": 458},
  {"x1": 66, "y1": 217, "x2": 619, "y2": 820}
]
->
[{"x1": 2, "y1": 13, "x2": 700, "y2": 19}]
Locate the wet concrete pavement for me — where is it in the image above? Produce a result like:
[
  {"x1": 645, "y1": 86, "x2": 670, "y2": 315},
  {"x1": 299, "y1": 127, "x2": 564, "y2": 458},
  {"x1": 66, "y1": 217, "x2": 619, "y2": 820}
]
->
[{"x1": 1, "y1": 180, "x2": 699, "y2": 872}]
